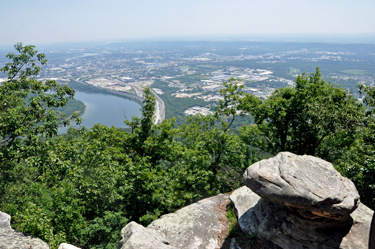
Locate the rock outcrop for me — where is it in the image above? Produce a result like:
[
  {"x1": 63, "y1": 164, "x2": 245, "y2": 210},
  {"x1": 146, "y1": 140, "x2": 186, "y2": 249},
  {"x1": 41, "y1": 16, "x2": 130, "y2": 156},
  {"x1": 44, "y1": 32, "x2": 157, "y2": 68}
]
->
[
  {"x1": 4, "y1": 152, "x2": 373, "y2": 249},
  {"x1": 229, "y1": 185, "x2": 261, "y2": 235},
  {"x1": 118, "y1": 194, "x2": 230, "y2": 249},
  {"x1": 243, "y1": 152, "x2": 359, "y2": 220},
  {"x1": 0, "y1": 211, "x2": 49, "y2": 249},
  {"x1": 118, "y1": 221, "x2": 177, "y2": 249},
  {"x1": 58, "y1": 243, "x2": 81, "y2": 249},
  {"x1": 0, "y1": 212, "x2": 12, "y2": 231},
  {"x1": 234, "y1": 152, "x2": 373, "y2": 249},
  {"x1": 117, "y1": 152, "x2": 374, "y2": 249}
]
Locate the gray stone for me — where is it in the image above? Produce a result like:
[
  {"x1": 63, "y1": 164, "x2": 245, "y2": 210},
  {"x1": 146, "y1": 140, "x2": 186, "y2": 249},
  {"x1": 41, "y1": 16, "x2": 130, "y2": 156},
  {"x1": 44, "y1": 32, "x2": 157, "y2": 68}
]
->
[
  {"x1": 229, "y1": 186, "x2": 260, "y2": 235},
  {"x1": 118, "y1": 221, "x2": 176, "y2": 249},
  {"x1": 147, "y1": 194, "x2": 230, "y2": 249},
  {"x1": 0, "y1": 212, "x2": 12, "y2": 231},
  {"x1": 230, "y1": 185, "x2": 374, "y2": 249},
  {"x1": 0, "y1": 211, "x2": 49, "y2": 249},
  {"x1": 0, "y1": 229, "x2": 49, "y2": 249},
  {"x1": 243, "y1": 152, "x2": 359, "y2": 220},
  {"x1": 340, "y1": 203, "x2": 373, "y2": 249},
  {"x1": 58, "y1": 243, "x2": 81, "y2": 249}
]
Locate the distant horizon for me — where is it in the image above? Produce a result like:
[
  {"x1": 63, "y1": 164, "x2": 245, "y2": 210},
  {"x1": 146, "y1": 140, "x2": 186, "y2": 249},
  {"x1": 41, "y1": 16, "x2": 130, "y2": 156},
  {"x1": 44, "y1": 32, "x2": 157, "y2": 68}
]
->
[
  {"x1": 1, "y1": 33, "x2": 375, "y2": 49},
  {"x1": 1, "y1": 0, "x2": 374, "y2": 47}
]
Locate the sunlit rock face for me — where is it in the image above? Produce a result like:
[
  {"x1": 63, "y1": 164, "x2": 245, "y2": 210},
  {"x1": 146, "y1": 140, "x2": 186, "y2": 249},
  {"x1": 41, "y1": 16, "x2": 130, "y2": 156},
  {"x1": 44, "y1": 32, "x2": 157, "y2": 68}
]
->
[
  {"x1": 243, "y1": 152, "x2": 359, "y2": 220},
  {"x1": 0, "y1": 211, "x2": 49, "y2": 249},
  {"x1": 234, "y1": 152, "x2": 372, "y2": 249},
  {"x1": 58, "y1": 243, "x2": 82, "y2": 249},
  {"x1": 118, "y1": 194, "x2": 231, "y2": 249}
]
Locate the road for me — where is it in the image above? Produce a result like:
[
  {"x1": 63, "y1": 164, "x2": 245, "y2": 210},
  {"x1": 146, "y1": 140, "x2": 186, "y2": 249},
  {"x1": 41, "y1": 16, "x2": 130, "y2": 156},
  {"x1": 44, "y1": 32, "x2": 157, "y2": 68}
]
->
[
  {"x1": 150, "y1": 88, "x2": 165, "y2": 125},
  {"x1": 134, "y1": 86, "x2": 165, "y2": 124}
]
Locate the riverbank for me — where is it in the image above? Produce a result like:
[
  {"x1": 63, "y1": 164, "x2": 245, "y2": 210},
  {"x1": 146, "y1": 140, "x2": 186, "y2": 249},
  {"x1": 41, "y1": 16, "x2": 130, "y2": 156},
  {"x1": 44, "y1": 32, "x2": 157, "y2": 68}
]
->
[
  {"x1": 64, "y1": 80, "x2": 165, "y2": 125},
  {"x1": 57, "y1": 90, "x2": 142, "y2": 133}
]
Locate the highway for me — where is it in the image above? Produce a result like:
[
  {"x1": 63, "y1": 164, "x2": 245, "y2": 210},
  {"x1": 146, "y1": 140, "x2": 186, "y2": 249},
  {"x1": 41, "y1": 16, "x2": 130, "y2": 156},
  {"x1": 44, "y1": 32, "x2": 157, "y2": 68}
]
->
[
  {"x1": 150, "y1": 88, "x2": 165, "y2": 125},
  {"x1": 134, "y1": 86, "x2": 165, "y2": 124}
]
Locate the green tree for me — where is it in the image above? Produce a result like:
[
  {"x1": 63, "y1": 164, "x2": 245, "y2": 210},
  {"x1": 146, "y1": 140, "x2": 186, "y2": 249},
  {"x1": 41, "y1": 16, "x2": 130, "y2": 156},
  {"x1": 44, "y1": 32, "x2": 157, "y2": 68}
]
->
[
  {"x1": 0, "y1": 43, "x2": 80, "y2": 203},
  {"x1": 124, "y1": 87, "x2": 156, "y2": 158},
  {"x1": 336, "y1": 82, "x2": 375, "y2": 209},
  {"x1": 0, "y1": 44, "x2": 87, "y2": 248},
  {"x1": 239, "y1": 68, "x2": 365, "y2": 161},
  {"x1": 0, "y1": 43, "x2": 78, "y2": 164},
  {"x1": 215, "y1": 78, "x2": 246, "y2": 132}
]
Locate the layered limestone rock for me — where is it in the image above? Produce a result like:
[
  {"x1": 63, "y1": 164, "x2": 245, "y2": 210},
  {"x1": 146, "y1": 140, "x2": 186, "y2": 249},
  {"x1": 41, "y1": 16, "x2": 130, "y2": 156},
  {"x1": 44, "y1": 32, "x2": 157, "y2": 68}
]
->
[
  {"x1": 233, "y1": 152, "x2": 373, "y2": 249},
  {"x1": 118, "y1": 194, "x2": 230, "y2": 249},
  {"x1": 0, "y1": 211, "x2": 49, "y2": 249}
]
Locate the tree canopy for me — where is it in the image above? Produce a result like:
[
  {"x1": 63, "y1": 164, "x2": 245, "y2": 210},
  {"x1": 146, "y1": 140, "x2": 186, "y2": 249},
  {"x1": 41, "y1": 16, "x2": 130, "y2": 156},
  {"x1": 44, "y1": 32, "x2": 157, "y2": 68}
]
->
[
  {"x1": 0, "y1": 43, "x2": 79, "y2": 164},
  {"x1": 239, "y1": 68, "x2": 365, "y2": 161},
  {"x1": 1, "y1": 45, "x2": 374, "y2": 249}
]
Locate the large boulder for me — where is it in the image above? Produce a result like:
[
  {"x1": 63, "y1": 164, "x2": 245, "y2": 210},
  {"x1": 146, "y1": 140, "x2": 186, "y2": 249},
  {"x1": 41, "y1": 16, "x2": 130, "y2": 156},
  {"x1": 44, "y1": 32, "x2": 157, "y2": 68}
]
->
[
  {"x1": 243, "y1": 152, "x2": 359, "y2": 220},
  {"x1": 231, "y1": 186, "x2": 373, "y2": 249},
  {"x1": 118, "y1": 194, "x2": 231, "y2": 249},
  {"x1": 235, "y1": 152, "x2": 373, "y2": 249},
  {"x1": 0, "y1": 211, "x2": 49, "y2": 249}
]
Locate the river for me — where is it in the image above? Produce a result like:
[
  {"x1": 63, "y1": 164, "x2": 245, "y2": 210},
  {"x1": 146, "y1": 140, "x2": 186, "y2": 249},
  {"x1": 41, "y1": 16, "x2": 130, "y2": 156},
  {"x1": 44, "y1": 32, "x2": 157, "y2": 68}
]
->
[{"x1": 58, "y1": 91, "x2": 142, "y2": 133}]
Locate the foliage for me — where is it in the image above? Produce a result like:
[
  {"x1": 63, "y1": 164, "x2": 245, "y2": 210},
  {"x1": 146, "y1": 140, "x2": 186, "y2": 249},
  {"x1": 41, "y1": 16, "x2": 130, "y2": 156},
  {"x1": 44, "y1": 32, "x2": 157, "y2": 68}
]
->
[
  {"x1": 79, "y1": 211, "x2": 129, "y2": 249},
  {"x1": 226, "y1": 204, "x2": 242, "y2": 238},
  {"x1": 1, "y1": 61, "x2": 255, "y2": 248},
  {"x1": 0, "y1": 43, "x2": 79, "y2": 166},
  {"x1": 215, "y1": 78, "x2": 246, "y2": 132},
  {"x1": 223, "y1": 203, "x2": 257, "y2": 249},
  {"x1": 56, "y1": 98, "x2": 85, "y2": 118},
  {"x1": 359, "y1": 82, "x2": 375, "y2": 110},
  {"x1": 2, "y1": 44, "x2": 375, "y2": 248},
  {"x1": 13, "y1": 202, "x2": 67, "y2": 249},
  {"x1": 0, "y1": 43, "x2": 82, "y2": 241},
  {"x1": 239, "y1": 68, "x2": 365, "y2": 161},
  {"x1": 336, "y1": 81, "x2": 375, "y2": 209}
]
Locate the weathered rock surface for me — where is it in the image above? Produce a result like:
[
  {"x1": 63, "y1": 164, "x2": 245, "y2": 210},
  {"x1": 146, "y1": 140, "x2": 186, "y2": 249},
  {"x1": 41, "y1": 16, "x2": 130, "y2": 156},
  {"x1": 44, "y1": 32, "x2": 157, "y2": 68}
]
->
[
  {"x1": 0, "y1": 211, "x2": 49, "y2": 249},
  {"x1": 147, "y1": 194, "x2": 229, "y2": 249},
  {"x1": 0, "y1": 212, "x2": 12, "y2": 231},
  {"x1": 340, "y1": 203, "x2": 374, "y2": 249},
  {"x1": 118, "y1": 222, "x2": 176, "y2": 249},
  {"x1": 229, "y1": 186, "x2": 260, "y2": 235},
  {"x1": 58, "y1": 243, "x2": 81, "y2": 249},
  {"x1": 118, "y1": 194, "x2": 230, "y2": 249},
  {"x1": 233, "y1": 151, "x2": 374, "y2": 249},
  {"x1": 0, "y1": 230, "x2": 49, "y2": 249},
  {"x1": 243, "y1": 152, "x2": 360, "y2": 220},
  {"x1": 250, "y1": 199, "x2": 368, "y2": 249}
]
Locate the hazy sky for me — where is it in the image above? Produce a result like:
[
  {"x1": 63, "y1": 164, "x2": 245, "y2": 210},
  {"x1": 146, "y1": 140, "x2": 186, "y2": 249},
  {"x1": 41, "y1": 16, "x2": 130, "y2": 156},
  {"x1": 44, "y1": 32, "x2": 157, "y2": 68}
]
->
[{"x1": 1, "y1": 0, "x2": 374, "y2": 45}]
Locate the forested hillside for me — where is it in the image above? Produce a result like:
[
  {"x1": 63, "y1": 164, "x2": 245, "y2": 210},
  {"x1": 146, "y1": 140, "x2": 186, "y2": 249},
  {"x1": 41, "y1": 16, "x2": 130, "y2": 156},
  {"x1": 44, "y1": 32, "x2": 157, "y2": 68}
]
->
[{"x1": 1, "y1": 44, "x2": 375, "y2": 249}]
